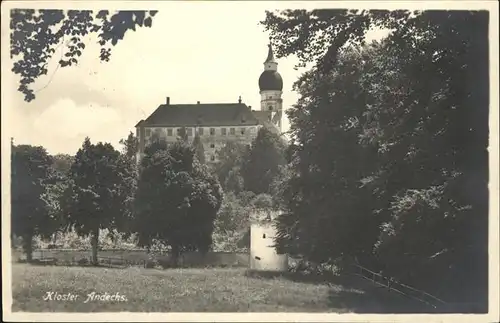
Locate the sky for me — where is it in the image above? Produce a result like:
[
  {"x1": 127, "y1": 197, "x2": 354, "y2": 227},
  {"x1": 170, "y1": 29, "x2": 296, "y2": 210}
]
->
[{"x1": 4, "y1": 2, "x2": 389, "y2": 155}]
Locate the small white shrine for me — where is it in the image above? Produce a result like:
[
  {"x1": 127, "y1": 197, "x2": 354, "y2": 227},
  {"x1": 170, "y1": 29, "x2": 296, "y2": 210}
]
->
[{"x1": 249, "y1": 209, "x2": 288, "y2": 272}]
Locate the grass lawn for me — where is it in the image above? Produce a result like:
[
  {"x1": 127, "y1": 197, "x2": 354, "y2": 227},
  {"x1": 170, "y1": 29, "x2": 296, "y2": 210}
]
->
[{"x1": 11, "y1": 263, "x2": 430, "y2": 312}]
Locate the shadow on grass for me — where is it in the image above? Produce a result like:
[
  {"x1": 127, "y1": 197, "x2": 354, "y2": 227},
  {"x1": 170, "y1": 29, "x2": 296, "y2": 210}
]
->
[
  {"x1": 244, "y1": 269, "x2": 361, "y2": 291},
  {"x1": 327, "y1": 288, "x2": 434, "y2": 313},
  {"x1": 245, "y1": 269, "x2": 441, "y2": 313}
]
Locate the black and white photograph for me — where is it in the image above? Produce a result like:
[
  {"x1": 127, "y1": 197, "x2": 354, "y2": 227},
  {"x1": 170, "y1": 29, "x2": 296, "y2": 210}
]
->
[{"x1": 1, "y1": 1, "x2": 499, "y2": 322}]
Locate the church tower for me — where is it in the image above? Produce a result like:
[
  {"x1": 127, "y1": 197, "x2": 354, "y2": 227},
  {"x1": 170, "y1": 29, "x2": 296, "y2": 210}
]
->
[{"x1": 258, "y1": 42, "x2": 283, "y2": 132}]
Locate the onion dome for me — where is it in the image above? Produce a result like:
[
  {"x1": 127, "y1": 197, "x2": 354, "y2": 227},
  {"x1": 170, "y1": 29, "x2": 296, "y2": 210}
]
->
[
  {"x1": 259, "y1": 70, "x2": 283, "y2": 91},
  {"x1": 258, "y1": 43, "x2": 283, "y2": 91}
]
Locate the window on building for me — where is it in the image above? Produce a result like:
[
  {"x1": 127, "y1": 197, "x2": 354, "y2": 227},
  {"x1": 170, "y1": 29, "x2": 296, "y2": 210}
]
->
[
  {"x1": 268, "y1": 105, "x2": 273, "y2": 111},
  {"x1": 221, "y1": 128, "x2": 227, "y2": 135},
  {"x1": 145, "y1": 129, "x2": 151, "y2": 137},
  {"x1": 240, "y1": 127, "x2": 246, "y2": 135},
  {"x1": 230, "y1": 128, "x2": 235, "y2": 135},
  {"x1": 210, "y1": 143, "x2": 215, "y2": 149},
  {"x1": 187, "y1": 128, "x2": 193, "y2": 136},
  {"x1": 176, "y1": 128, "x2": 181, "y2": 135},
  {"x1": 210, "y1": 128, "x2": 215, "y2": 135},
  {"x1": 198, "y1": 128, "x2": 204, "y2": 135},
  {"x1": 249, "y1": 127, "x2": 256, "y2": 134},
  {"x1": 167, "y1": 128, "x2": 173, "y2": 136},
  {"x1": 210, "y1": 155, "x2": 215, "y2": 161}
]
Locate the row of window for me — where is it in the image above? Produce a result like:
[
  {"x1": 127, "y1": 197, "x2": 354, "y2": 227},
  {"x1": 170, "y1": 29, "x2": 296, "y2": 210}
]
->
[{"x1": 145, "y1": 126, "x2": 256, "y2": 137}]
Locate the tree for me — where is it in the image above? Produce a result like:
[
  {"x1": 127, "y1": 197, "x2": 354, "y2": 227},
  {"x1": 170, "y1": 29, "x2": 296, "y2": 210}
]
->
[
  {"x1": 11, "y1": 144, "x2": 55, "y2": 261},
  {"x1": 178, "y1": 127, "x2": 189, "y2": 142},
  {"x1": 119, "y1": 131, "x2": 138, "y2": 160},
  {"x1": 241, "y1": 127, "x2": 286, "y2": 194},
  {"x1": 117, "y1": 132, "x2": 139, "y2": 237},
  {"x1": 213, "y1": 141, "x2": 249, "y2": 193},
  {"x1": 212, "y1": 192, "x2": 250, "y2": 252},
  {"x1": 212, "y1": 192, "x2": 275, "y2": 252},
  {"x1": 192, "y1": 133, "x2": 205, "y2": 164},
  {"x1": 261, "y1": 9, "x2": 412, "y2": 73},
  {"x1": 265, "y1": 10, "x2": 489, "y2": 307},
  {"x1": 51, "y1": 154, "x2": 74, "y2": 175},
  {"x1": 63, "y1": 137, "x2": 131, "y2": 265},
  {"x1": 10, "y1": 9, "x2": 157, "y2": 102},
  {"x1": 273, "y1": 45, "x2": 380, "y2": 265},
  {"x1": 134, "y1": 140, "x2": 223, "y2": 265},
  {"x1": 42, "y1": 153, "x2": 75, "y2": 244}
]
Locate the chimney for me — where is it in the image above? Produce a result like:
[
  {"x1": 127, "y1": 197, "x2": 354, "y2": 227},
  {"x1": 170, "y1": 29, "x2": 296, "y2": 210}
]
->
[
  {"x1": 197, "y1": 101, "x2": 200, "y2": 104},
  {"x1": 166, "y1": 97, "x2": 170, "y2": 105},
  {"x1": 248, "y1": 105, "x2": 252, "y2": 110}
]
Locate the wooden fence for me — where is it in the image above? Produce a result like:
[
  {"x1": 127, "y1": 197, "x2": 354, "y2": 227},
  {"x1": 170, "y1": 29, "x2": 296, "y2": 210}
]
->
[
  {"x1": 26, "y1": 249, "x2": 250, "y2": 268},
  {"x1": 351, "y1": 263, "x2": 447, "y2": 310}
]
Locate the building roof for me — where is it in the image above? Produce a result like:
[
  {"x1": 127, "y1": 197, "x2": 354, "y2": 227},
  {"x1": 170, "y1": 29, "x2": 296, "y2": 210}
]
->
[
  {"x1": 259, "y1": 70, "x2": 283, "y2": 91},
  {"x1": 264, "y1": 43, "x2": 276, "y2": 63},
  {"x1": 252, "y1": 111, "x2": 280, "y2": 134},
  {"x1": 139, "y1": 103, "x2": 260, "y2": 127},
  {"x1": 252, "y1": 110, "x2": 272, "y2": 124}
]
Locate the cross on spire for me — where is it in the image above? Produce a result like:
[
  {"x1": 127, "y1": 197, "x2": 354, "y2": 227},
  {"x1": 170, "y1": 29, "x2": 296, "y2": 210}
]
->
[{"x1": 265, "y1": 39, "x2": 275, "y2": 63}]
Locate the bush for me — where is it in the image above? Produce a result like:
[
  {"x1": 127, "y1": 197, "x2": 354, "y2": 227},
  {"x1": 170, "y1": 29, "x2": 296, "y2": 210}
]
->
[
  {"x1": 78, "y1": 258, "x2": 89, "y2": 266},
  {"x1": 33, "y1": 229, "x2": 140, "y2": 250}
]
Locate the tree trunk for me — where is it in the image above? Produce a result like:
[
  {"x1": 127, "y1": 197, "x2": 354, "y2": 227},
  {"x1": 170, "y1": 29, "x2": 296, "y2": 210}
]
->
[
  {"x1": 23, "y1": 234, "x2": 33, "y2": 263},
  {"x1": 91, "y1": 228, "x2": 100, "y2": 266},
  {"x1": 171, "y1": 244, "x2": 180, "y2": 267}
]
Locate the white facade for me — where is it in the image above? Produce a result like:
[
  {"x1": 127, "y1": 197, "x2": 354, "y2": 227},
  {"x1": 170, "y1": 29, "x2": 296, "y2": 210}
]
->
[
  {"x1": 141, "y1": 125, "x2": 261, "y2": 163},
  {"x1": 249, "y1": 223, "x2": 288, "y2": 272}
]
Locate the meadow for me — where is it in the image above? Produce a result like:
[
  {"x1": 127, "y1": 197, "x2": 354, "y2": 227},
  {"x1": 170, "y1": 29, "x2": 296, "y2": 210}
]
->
[{"x1": 11, "y1": 263, "x2": 431, "y2": 312}]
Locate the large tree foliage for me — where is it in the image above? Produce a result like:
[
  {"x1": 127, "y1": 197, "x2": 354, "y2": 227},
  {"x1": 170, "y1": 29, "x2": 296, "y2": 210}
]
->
[
  {"x1": 11, "y1": 145, "x2": 55, "y2": 261},
  {"x1": 212, "y1": 192, "x2": 250, "y2": 252},
  {"x1": 266, "y1": 10, "x2": 489, "y2": 307},
  {"x1": 63, "y1": 138, "x2": 132, "y2": 265},
  {"x1": 116, "y1": 132, "x2": 139, "y2": 236},
  {"x1": 275, "y1": 46, "x2": 380, "y2": 264},
  {"x1": 10, "y1": 9, "x2": 157, "y2": 102},
  {"x1": 41, "y1": 153, "x2": 75, "y2": 242},
  {"x1": 51, "y1": 153, "x2": 74, "y2": 175},
  {"x1": 119, "y1": 131, "x2": 139, "y2": 160},
  {"x1": 134, "y1": 140, "x2": 223, "y2": 265},
  {"x1": 192, "y1": 133, "x2": 205, "y2": 164},
  {"x1": 212, "y1": 191, "x2": 277, "y2": 252},
  {"x1": 213, "y1": 141, "x2": 249, "y2": 193},
  {"x1": 241, "y1": 127, "x2": 286, "y2": 194}
]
